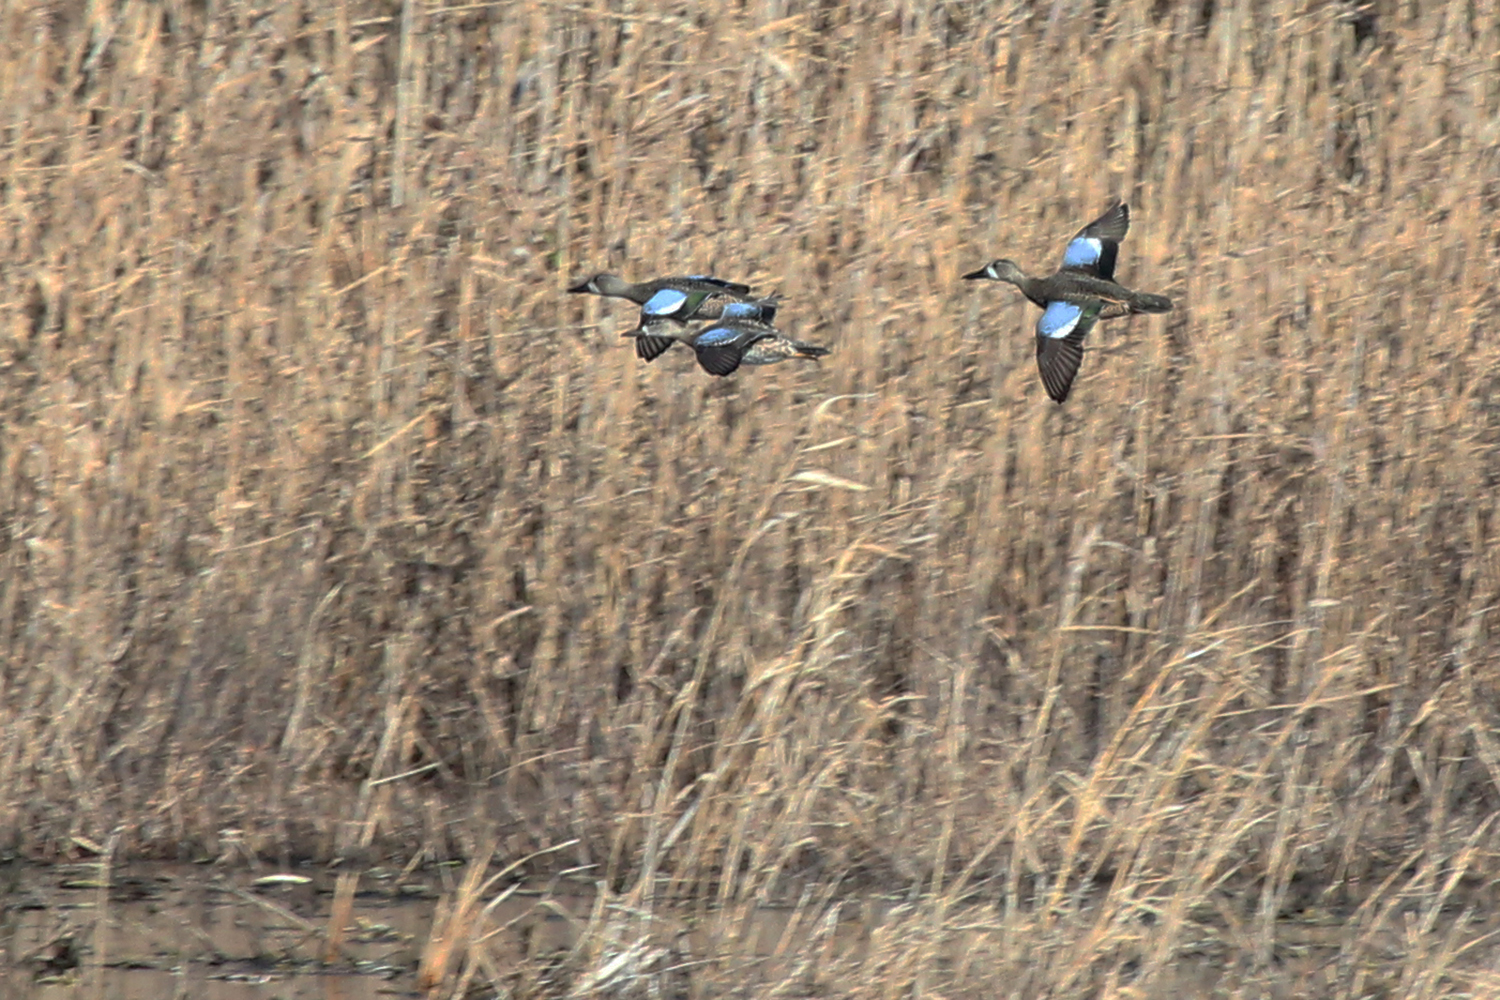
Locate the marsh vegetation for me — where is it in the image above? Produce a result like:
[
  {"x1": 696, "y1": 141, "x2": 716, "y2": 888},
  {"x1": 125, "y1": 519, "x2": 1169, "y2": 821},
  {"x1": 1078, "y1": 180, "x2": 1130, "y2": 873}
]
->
[{"x1": 3, "y1": 0, "x2": 1500, "y2": 995}]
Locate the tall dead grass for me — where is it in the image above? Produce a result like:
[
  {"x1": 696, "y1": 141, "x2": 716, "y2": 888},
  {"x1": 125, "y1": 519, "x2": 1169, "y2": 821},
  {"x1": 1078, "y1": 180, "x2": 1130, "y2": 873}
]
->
[{"x1": 3, "y1": 0, "x2": 1500, "y2": 995}]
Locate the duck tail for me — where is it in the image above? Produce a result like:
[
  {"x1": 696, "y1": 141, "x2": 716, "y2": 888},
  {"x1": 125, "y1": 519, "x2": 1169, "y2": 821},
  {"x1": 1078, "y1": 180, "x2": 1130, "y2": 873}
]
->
[
  {"x1": 784, "y1": 340, "x2": 830, "y2": 361},
  {"x1": 1130, "y1": 292, "x2": 1173, "y2": 313}
]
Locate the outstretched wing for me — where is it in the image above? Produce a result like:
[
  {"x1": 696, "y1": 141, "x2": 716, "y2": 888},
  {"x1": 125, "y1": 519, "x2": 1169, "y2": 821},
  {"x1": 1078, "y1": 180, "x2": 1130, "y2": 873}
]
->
[
  {"x1": 691, "y1": 324, "x2": 753, "y2": 376},
  {"x1": 633, "y1": 333, "x2": 677, "y2": 362},
  {"x1": 1059, "y1": 202, "x2": 1130, "y2": 282},
  {"x1": 717, "y1": 295, "x2": 779, "y2": 323},
  {"x1": 1034, "y1": 300, "x2": 1101, "y2": 403}
]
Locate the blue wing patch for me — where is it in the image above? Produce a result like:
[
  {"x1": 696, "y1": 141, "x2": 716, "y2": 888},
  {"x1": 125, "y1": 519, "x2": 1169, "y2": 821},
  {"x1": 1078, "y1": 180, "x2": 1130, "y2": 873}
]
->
[
  {"x1": 1037, "y1": 301, "x2": 1084, "y2": 339},
  {"x1": 719, "y1": 301, "x2": 759, "y2": 318},
  {"x1": 642, "y1": 288, "x2": 690, "y2": 317},
  {"x1": 695, "y1": 325, "x2": 738, "y2": 346},
  {"x1": 1062, "y1": 237, "x2": 1103, "y2": 269}
]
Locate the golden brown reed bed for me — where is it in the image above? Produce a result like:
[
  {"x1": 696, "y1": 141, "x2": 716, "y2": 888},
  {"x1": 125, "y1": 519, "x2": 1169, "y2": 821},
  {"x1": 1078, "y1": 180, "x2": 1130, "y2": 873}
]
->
[{"x1": 3, "y1": 0, "x2": 1500, "y2": 995}]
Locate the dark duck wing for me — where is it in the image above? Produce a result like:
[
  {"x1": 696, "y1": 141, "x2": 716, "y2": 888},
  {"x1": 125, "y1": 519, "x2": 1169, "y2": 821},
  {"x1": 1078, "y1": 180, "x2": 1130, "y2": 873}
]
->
[
  {"x1": 689, "y1": 324, "x2": 754, "y2": 376},
  {"x1": 1034, "y1": 300, "x2": 1102, "y2": 403},
  {"x1": 1058, "y1": 202, "x2": 1130, "y2": 282}
]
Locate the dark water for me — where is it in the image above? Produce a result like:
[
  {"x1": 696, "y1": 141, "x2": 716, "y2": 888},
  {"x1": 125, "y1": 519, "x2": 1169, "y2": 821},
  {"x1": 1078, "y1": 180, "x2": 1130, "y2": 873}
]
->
[
  {"x1": 7, "y1": 858, "x2": 1498, "y2": 998},
  {"x1": 2, "y1": 860, "x2": 581, "y2": 1000}
]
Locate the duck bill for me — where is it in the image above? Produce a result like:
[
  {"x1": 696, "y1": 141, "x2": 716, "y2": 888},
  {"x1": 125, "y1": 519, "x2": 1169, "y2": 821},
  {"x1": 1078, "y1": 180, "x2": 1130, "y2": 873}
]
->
[
  {"x1": 961, "y1": 267, "x2": 990, "y2": 281},
  {"x1": 566, "y1": 278, "x2": 593, "y2": 293}
]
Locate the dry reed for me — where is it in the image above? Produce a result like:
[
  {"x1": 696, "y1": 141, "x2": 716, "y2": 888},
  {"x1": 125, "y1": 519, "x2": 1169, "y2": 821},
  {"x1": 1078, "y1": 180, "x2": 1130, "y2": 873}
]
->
[{"x1": 3, "y1": 0, "x2": 1500, "y2": 996}]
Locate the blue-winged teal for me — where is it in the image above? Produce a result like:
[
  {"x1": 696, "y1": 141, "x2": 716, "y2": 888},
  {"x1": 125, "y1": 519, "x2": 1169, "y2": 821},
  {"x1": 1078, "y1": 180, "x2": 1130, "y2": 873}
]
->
[
  {"x1": 627, "y1": 309, "x2": 829, "y2": 377},
  {"x1": 569, "y1": 273, "x2": 773, "y2": 362},
  {"x1": 963, "y1": 203, "x2": 1172, "y2": 402},
  {"x1": 630, "y1": 290, "x2": 779, "y2": 362},
  {"x1": 739, "y1": 333, "x2": 831, "y2": 368},
  {"x1": 571, "y1": 274, "x2": 774, "y2": 324},
  {"x1": 568, "y1": 273, "x2": 753, "y2": 303}
]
